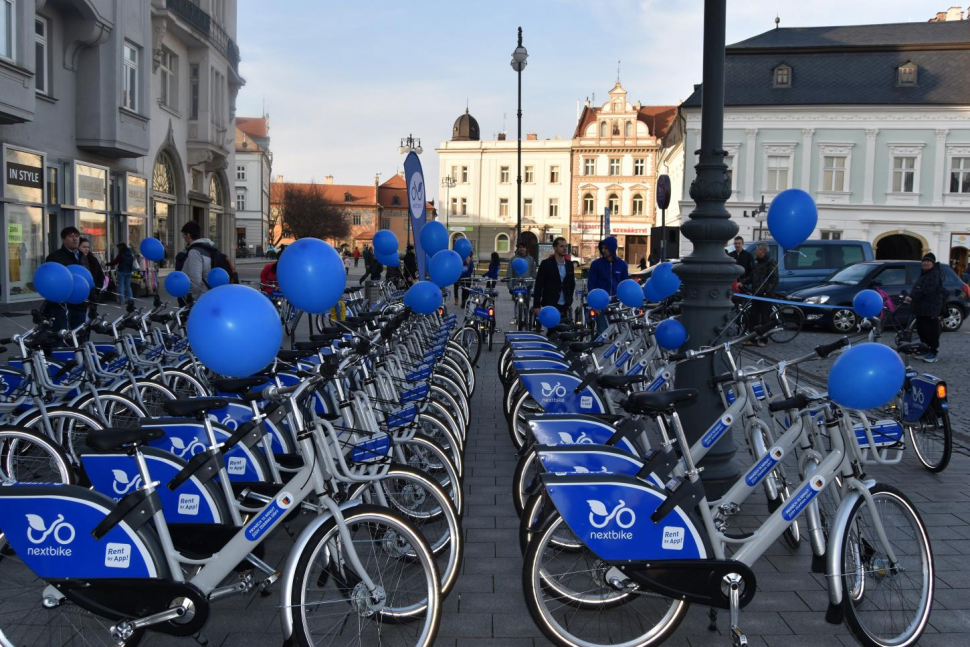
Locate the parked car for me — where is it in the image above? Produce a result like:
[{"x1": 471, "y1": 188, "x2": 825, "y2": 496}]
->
[
  {"x1": 788, "y1": 260, "x2": 970, "y2": 332},
  {"x1": 744, "y1": 239, "x2": 874, "y2": 293}
]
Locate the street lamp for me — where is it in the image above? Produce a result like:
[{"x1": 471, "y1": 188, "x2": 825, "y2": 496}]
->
[
  {"x1": 441, "y1": 175, "x2": 456, "y2": 233},
  {"x1": 510, "y1": 27, "x2": 528, "y2": 247},
  {"x1": 742, "y1": 196, "x2": 768, "y2": 241},
  {"x1": 399, "y1": 134, "x2": 423, "y2": 245}
]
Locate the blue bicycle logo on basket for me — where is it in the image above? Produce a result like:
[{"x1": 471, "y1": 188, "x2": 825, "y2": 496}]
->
[
  {"x1": 111, "y1": 469, "x2": 143, "y2": 497},
  {"x1": 557, "y1": 431, "x2": 595, "y2": 445},
  {"x1": 587, "y1": 499, "x2": 636, "y2": 529},
  {"x1": 26, "y1": 514, "x2": 76, "y2": 546},
  {"x1": 170, "y1": 436, "x2": 205, "y2": 459}
]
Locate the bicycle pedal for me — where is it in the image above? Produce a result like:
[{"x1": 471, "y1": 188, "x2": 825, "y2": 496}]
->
[
  {"x1": 731, "y1": 626, "x2": 747, "y2": 647},
  {"x1": 260, "y1": 570, "x2": 282, "y2": 592}
]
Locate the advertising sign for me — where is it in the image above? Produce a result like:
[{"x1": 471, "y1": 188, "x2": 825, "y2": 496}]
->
[
  {"x1": 656, "y1": 174, "x2": 671, "y2": 210},
  {"x1": 126, "y1": 174, "x2": 147, "y2": 215},
  {"x1": 3, "y1": 146, "x2": 45, "y2": 204},
  {"x1": 74, "y1": 163, "x2": 107, "y2": 210},
  {"x1": 403, "y1": 152, "x2": 427, "y2": 277}
]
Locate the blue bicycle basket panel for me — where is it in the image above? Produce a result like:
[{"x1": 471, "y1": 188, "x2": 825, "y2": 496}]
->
[
  {"x1": 513, "y1": 359, "x2": 571, "y2": 372},
  {"x1": 140, "y1": 420, "x2": 266, "y2": 482},
  {"x1": 512, "y1": 287, "x2": 529, "y2": 296},
  {"x1": 504, "y1": 333, "x2": 547, "y2": 342},
  {"x1": 853, "y1": 419, "x2": 904, "y2": 448},
  {"x1": 0, "y1": 367, "x2": 26, "y2": 398},
  {"x1": 542, "y1": 474, "x2": 707, "y2": 562},
  {"x1": 517, "y1": 371, "x2": 606, "y2": 414},
  {"x1": 901, "y1": 375, "x2": 942, "y2": 422},
  {"x1": 207, "y1": 401, "x2": 289, "y2": 454},
  {"x1": 386, "y1": 404, "x2": 418, "y2": 429},
  {"x1": 349, "y1": 432, "x2": 392, "y2": 464},
  {"x1": 510, "y1": 341, "x2": 558, "y2": 351},
  {"x1": 0, "y1": 485, "x2": 163, "y2": 579},
  {"x1": 474, "y1": 306, "x2": 491, "y2": 319},
  {"x1": 537, "y1": 445, "x2": 665, "y2": 488},
  {"x1": 80, "y1": 449, "x2": 223, "y2": 524},
  {"x1": 526, "y1": 415, "x2": 636, "y2": 454},
  {"x1": 401, "y1": 383, "x2": 431, "y2": 404},
  {"x1": 509, "y1": 350, "x2": 565, "y2": 361},
  {"x1": 406, "y1": 366, "x2": 433, "y2": 383}
]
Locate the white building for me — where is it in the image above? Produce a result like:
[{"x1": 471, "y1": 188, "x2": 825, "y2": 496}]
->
[
  {"x1": 233, "y1": 116, "x2": 271, "y2": 255},
  {"x1": 674, "y1": 15, "x2": 970, "y2": 273},
  {"x1": 436, "y1": 110, "x2": 572, "y2": 260}
]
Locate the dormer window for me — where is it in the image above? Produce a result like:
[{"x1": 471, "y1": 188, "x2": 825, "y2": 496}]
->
[
  {"x1": 898, "y1": 61, "x2": 918, "y2": 86},
  {"x1": 392, "y1": 195, "x2": 400, "y2": 206},
  {"x1": 773, "y1": 64, "x2": 791, "y2": 88},
  {"x1": 344, "y1": 192, "x2": 352, "y2": 202}
]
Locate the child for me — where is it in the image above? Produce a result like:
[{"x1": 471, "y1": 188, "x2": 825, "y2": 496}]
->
[{"x1": 343, "y1": 253, "x2": 351, "y2": 276}]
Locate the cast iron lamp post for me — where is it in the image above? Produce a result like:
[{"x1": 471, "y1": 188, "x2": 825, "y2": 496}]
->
[{"x1": 510, "y1": 27, "x2": 528, "y2": 246}]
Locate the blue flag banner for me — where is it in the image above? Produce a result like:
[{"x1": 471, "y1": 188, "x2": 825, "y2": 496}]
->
[
  {"x1": 404, "y1": 152, "x2": 427, "y2": 279},
  {"x1": 604, "y1": 207, "x2": 611, "y2": 236}
]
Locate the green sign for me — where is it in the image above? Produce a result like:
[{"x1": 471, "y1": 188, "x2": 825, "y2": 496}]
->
[{"x1": 7, "y1": 222, "x2": 22, "y2": 244}]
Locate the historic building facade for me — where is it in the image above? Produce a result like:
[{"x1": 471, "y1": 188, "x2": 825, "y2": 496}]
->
[
  {"x1": 436, "y1": 110, "x2": 573, "y2": 260},
  {"x1": 675, "y1": 16, "x2": 970, "y2": 272},
  {"x1": 234, "y1": 115, "x2": 271, "y2": 255},
  {"x1": 570, "y1": 83, "x2": 676, "y2": 264}
]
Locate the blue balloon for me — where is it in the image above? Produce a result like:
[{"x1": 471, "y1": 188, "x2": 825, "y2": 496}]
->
[
  {"x1": 165, "y1": 271, "x2": 191, "y2": 298},
  {"x1": 420, "y1": 221, "x2": 449, "y2": 257},
  {"x1": 828, "y1": 343, "x2": 904, "y2": 410},
  {"x1": 653, "y1": 271, "x2": 682, "y2": 300},
  {"x1": 404, "y1": 281, "x2": 443, "y2": 315},
  {"x1": 767, "y1": 188, "x2": 818, "y2": 250},
  {"x1": 66, "y1": 274, "x2": 90, "y2": 305},
  {"x1": 655, "y1": 319, "x2": 687, "y2": 350},
  {"x1": 538, "y1": 306, "x2": 561, "y2": 329},
  {"x1": 587, "y1": 288, "x2": 610, "y2": 311},
  {"x1": 511, "y1": 257, "x2": 528, "y2": 276},
  {"x1": 277, "y1": 237, "x2": 345, "y2": 314},
  {"x1": 188, "y1": 284, "x2": 283, "y2": 377},
  {"x1": 140, "y1": 237, "x2": 165, "y2": 262},
  {"x1": 207, "y1": 267, "x2": 230, "y2": 288},
  {"x1": 373, "y1": 230, "x2": 398, "y2": 256},
  {"x1": 69, "y1": 264, "x2": 95, "y2": 289},
  {"x1": 853, "y1": 289, "x2": 884, "y2": 318},
  {"x1": 34, "y1": 262, "x2": 73, "y2": 302},
  {"x1": 617, "y1": 279, "x2": 644, "y2": 308},
  {"x1": 643, "y1": 279, "x2": 665, "y2": 303},
  {"x1": 429, "y1": 250, "x2": 463, "y2": 287},
  {"x1": 454, "y1": 238, "x2": 472, "y2": 260},
  {"x1": 652, "y1": 262, "x2": 674, "y2": 279},
  {"x1": 377, "y1": 251, "x2": 399, "y2": 267}
]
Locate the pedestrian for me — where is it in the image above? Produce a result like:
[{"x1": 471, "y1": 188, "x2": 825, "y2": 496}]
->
[
  {"x1": 904, "y1": 252, "x2": 945, "y2": 363},
  {"x1": 180, "y1": 220, "x2": 214, "y2": 298},
  {"x1": 648, "y1": 251, "x2": 659, "y2": 266},
  {"x1": 359, "y1": 255, "x2": 382, "y2": 285},
  {"x1": 587, "y1": 236, "x2": 629, "y2": 333},
  {"x1": 343, "y1": 252, "x2": 351, "y2": 276},
  {"x1": 259, "y1": 259, "x2": 279, "y2": 296},
  {"x1": 79, "y1": 238, "x2": 106, "y2": 302},
  {"x1": 353, "y1": 246, "x2": 360, "y2": 267},
  {"x1": 458, "y1": 254, "x2": 475, "y2": 308},
  {"x1": 747, "y1": 243, "x2": 778, "y2": 347},
  {"x1": 638, "y1": 256, "x2": 647, "y2": 270},
  {"x1": 44, "y1": 226, "x2": 86, "y2": 331},
  {"x1": 533, "y1": 237, "x2": 575, "y2": 326},
  {"x1": 729, "y1": 236, "x2": 754, "y2": 285},
  {"x1": 505, "y1": 240, "x2": 536, "y2": 290},
  {"x1": 106, "y1": 242, "x2": 135, "y2": 304},
  {"x1": 403, "y1": 245, "x2": 418, "y2": 285},
  {"x1": 484, "y1": 252, "x2": 501, "y2": 289}
]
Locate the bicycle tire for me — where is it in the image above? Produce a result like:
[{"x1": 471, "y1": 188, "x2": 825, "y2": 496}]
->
[
  {"x1": 13, "y1": 406, "x2": 106, "y2": 465},
  {"x1": 69, "y1": 391, "x2": 146, "y2": 430},
  {"x1": 906, "y1": 406, "x2": 952, "y2": 473},
  {"x1": 457, "y1": 325, "x2": 481, "y2": 366},
  {"x1": 0, "y1": 427, "x2": 75, "y2": 486},
  {"x1": 768, "y1": 304, "x2": 804, "y2": 343}
]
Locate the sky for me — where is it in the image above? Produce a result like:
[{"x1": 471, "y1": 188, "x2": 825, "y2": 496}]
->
[{"x1": 235, "y1": 0, "x2": 941, "y2": 202}]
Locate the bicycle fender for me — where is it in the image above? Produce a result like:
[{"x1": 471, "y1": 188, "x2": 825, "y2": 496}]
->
[
  {"x1": 279, "y1": 499, "x2": 364, "y2": 641},
  {"x1": 824, "y1": 478, "x2": 876, "y2": 623}
]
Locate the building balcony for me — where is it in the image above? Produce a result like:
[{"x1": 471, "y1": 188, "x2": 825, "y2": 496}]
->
[{"x1": 160, "y1": 0, "x2": 240, "y2": 72}]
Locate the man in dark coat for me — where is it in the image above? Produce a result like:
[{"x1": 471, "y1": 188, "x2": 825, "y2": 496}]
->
[
  {"x1": 45, "y1": 226, "x2": 86, "y2": 331},
  {"x1": 729, "y1": 236, "x2": 754, "y2": 284},
  {"x1": 533, "y1": 237, "x2": 575, "y2": 324},
  {"x1": 747, "y1": 243, "x2": 778, "y2": 347},
  {"x1": 905, "y1": 253, "x2": 945, "y2": 362},
  {"x1": 403, "y1": 245, "x2": 418, "y2": 285}
]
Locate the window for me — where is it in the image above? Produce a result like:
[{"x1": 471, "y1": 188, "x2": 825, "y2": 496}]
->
[
  {"x1": 459, "y1": 197, "x2": 467, "y2": 215},
  {"x1": 783, "y1": 244, "x2": 830, "y2": 270},
  {"x1": 352, "y1": 214, "x2": 361, "y2": 226},
  {"x1": 500, "y1": 166, "x2": 510, "y2": 183},
  {"x1": 898, "y1": 62, "x2": 917, "y2": 86},
  {"x1": 822, "y1": 156, "x2": 847, "y2": 192},
  {"x1": 549, "y1": 165, "x2": 560, "y2": 183},
  {"x1": 123, "y1": 42, "x2": 138, "y2": 111},
  {"x1": 460, "y1": 166, "x2": 468, "y2": 183},
  {"x1": 495, "y1": 233, "x2": 511, "y2": 254},
  {"x1": 159, "y1": 48, "x2": 178, "y2": 109},
  {"x1": 548, "y1": 198, "x2": 559, "y2": 218},
  {"x1": 189, "y1": 64, "x2": 199, "y2": 119},
  {"x1": 600, "y1": 122, "x2": 607, "y2": 137},
  {"x1": 392, "y1": 195, "x2": 400, "y2": 206},
  {"x1": 892, "y1": 157, "x2": 916, "y2": 193},
  {"x1": 820, "y1": 230, "x2": 843, "y2": 240},
  {"x1": 451, "y1": 166, "x2": 459, "y2": 182},
  {"x1": 499, "y1": 198, "x2": 509, "y2": 218},
  {"x1": 766, "y1": 155, "x2": 790, "y2": 191},
  {"x1": 583, "y1": 193, "x2": 594, "y2": 215},
  {"x1": 211, "y1": 68, "x2": 226, "y2": 127},
  {"x1": 632, "y1": 194, "x2": 644, "y2": 216},
  {"x1": 450, "y1": 197, "x2": 458, "y2": 214},
  {"x1": 725, "y1": 156, "x2": 734, "y2": 191},
  {"x1": 773, "y1": 64, "x2": 791, "y2": 88},
  {"x1": 633, "y1": 158, "x2": 645, "y2": 176},
  {"x1": 612, "y1": 121, "x2": 620, "y2": 136},
  {"x1": 609, "y1": 158, "x2": 621, "y2": 176},
  {"x1": 949, "y1": 157, "x2": 970, "y2": 193},
  {"x1": 236, "y1": 165, "x2": 246, "y2": 180},
  {"x1": 607, "y1": 194, "x2": 619, "y2": 215},
  {"x1": 524, "y1": 166, "x2": 534, "y2": 183},
  {"x1": 47, "y1": 165, "x2": 58, "y2": 205},
  {"x1": 35, "y1": 18, "x2": 48, "y2": 94},
  {"x1": 625, "y1": 121, "x2": 632, "y2": 137},
  {"x1": 1, "y1": 0, "x2": 14, "y2": 61},
  {"x1": 235, "y1": 191, "x2": 246, "y2": 211},
  {"x1": 381, "y1": 219, "x2": 391, "y2": 230},
  {"x1": 584, "y1": 158, "x2": 596, "y2": 175},
  {"x1": 523, "y1": 198, "x2": 533, "y2": 218}
]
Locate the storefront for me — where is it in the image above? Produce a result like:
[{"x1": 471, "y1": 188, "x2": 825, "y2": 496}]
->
[
  {"x1": 2, "y1": 144, "x2": 47, "y2": 303},
  {"x1": 152, "y1": 152, "x2": 177, "y2": 264},
  {"x1": 72, "y1": 161, "x2": 110, "y2": 266},
  {"x1": 122, "y1": 173, "x2": 148, "y2": 254}
]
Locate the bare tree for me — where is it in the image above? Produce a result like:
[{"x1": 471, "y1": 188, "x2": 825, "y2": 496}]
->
[{"x1": 274, "y1": 182, "x2": 350, "y2": 245}]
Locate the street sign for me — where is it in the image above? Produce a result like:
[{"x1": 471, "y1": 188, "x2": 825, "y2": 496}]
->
[
  {"x1": 604, "y1": 207, "x2": 611, "y2": 236},
  {"x1": 404, "y1": 152, "x2": 427, "y2": 278},
  {"x1": 656, "y1": 174, "x2": 671, "y2": 210}
]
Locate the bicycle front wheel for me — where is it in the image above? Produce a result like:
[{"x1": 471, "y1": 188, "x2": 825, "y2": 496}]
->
[
  {"x1": 457, "y1": 325, "x2": 482, "y2": 366},
  {"x1": 768, "y1": 304, "x2": 804, "y2": 343},
  {"x1": 289, "y1": 505, "x2": 440, "y2": 647},
  {"x1": 840, "y1": 483, "x2": 933, "y2": 647},
  {"x1": 906, "y1": 407, "x2": 952, "y2": 473}
]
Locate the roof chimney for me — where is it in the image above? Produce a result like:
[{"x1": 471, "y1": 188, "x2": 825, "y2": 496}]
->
[
  {"x1": 526, "y1": 133, "x2": 538, "y2": 141},
  {"x1": 497, "y1": 132, "x2": 507, "y2": 141},
  {"x1": 324, "y1": 175, "x2": 334, "y2": 185}
]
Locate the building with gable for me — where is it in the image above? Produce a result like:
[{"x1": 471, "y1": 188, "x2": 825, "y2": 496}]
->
[{"x1": 234, "y1": 116, "x2": 271, "y2": 255}]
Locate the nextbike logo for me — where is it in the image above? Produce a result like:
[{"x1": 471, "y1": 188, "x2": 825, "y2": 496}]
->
[
  {"x1": 540, "y1": 381, "x2": 567, "y2": 402},
  {"x1": 557, "y1": 431, "x2": 594, "y2": 445},
  {"x1": 220, "y1": 414, "x2": 239, "y2": 430},
  {"x1": 171, "y1": 436, "x2": 205, "y2": 458},
  {"x1": 587, "y1": 499, "x2": 635, "y2": 540},
  {"x1": 25, "y1": 513, "x2": 75, "y2": 557},
  {"x1": 112, "y1": 469, "x2": 142, "y2": 497}
]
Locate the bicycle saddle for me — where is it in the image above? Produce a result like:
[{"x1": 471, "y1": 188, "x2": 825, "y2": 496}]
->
[
  {"x1": 85, "y1": 427, "x2": 166, "y2": 453},
  {"x1": 278, "y1": 349, "x2": 312, "y2": 362},
  {"x1": 163, "y1": 397, "x2": 231, "y2": 418},
  {"x1": 896, "y1": 342, "x2": 929, "y2": 356},
  {"x1": 213, "y1": 376, "x2": 267, "y2": 393},
  {"x1": 294, "y1": 340, "x2": 332, "y2": 352},
  {"x1": 623, "y1": 389, "x2": 698, "y2": 415},
  {"x1": 558, "y1": 331, "x2": 587, "y2": 342},
  {"x1": 551, "y1": 323, "x2": 580, "y2": 333},
  {"x1": 569, "y1": 340, "x2": 607, "y2": 353},
  {"x1": 597, "y1": 374, "x2": 649, "y2": 390}
]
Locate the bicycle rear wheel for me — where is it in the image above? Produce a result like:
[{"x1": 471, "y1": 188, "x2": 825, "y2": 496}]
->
[
  {"x1": 769, "y1": 304, "x2": 804, "y2": 343},
  {"x1": 456, "y1": 325, "x2": 481, "y2": 366},
  {"x1": 906, "y1": 407, "x2": 952, "y2": 473}
]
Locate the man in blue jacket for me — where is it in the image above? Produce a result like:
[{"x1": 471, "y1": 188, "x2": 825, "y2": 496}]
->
[{"x1": 587, "y1": 236, "x2": 629, "y2": 333}]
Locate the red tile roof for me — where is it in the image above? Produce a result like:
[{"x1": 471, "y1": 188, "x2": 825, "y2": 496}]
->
[
  {"x1": 236, "y1": 117, "x2": 269, "y2": 139},
  {"x1": 572, "y1": 104, "x2": 677, "y2": 139},
  {"x1": 235, "y1": 127, "x2": 263, "y2": 153}
]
